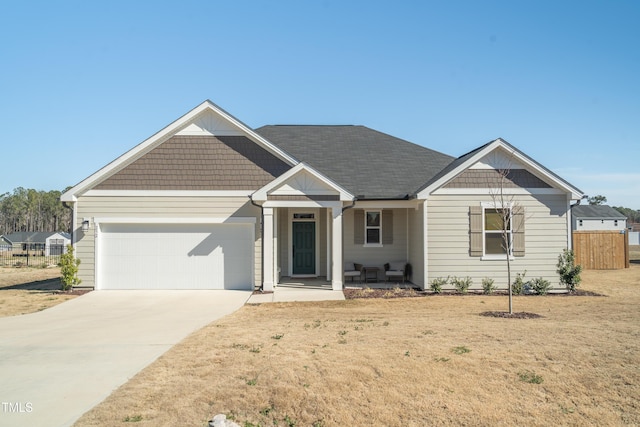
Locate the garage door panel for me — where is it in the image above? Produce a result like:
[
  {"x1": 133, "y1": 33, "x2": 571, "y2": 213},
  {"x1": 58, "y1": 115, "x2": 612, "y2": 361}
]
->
[{"x1": 99, "y1": 223, "x2": 252, "y2": 290}]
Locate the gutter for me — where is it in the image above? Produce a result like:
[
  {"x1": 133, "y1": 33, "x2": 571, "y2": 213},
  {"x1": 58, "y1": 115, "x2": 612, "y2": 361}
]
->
[{"x1": 248, "y1": 195, "x2": 265, "y2": 291}]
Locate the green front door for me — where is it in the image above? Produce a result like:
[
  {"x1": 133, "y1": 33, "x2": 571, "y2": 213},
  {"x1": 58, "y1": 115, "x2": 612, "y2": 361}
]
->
[{"x1": 292, "y1": 222, "x2": 315, "y2": 275}]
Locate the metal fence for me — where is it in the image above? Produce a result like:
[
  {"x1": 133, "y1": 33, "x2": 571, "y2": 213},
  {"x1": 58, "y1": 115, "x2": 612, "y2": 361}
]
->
[{"x1": 0, "y1": 244, "x2": 65, "y2": 268}]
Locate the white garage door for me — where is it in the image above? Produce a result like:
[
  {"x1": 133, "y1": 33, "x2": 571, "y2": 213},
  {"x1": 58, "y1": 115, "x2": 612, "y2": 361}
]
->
[{"x1": 99, "y1": 223, "x2": 253, "y2": 290}]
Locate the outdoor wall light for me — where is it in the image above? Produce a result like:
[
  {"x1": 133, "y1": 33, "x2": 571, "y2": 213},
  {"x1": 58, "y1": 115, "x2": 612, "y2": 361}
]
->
[{"x1": 82, "y1": 218, "x2": 90, "y2": 232}]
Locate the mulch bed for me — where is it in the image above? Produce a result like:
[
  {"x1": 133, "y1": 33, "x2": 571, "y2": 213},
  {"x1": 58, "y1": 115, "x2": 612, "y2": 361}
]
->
[
  {"x1": 480, "y1": 311, "x2": 543, "y2": 319},
  {"x1": 343, "y1": 288, "x2": 605, "y2": 300},
  {"x1": 52, "y1": 289, "x2": 93, "y2": 296}
]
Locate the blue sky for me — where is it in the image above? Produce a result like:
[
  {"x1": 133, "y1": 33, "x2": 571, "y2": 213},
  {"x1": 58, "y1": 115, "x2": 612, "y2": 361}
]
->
[{"x1": 2, "y1": 1, "x2": 638, "y2": 208}]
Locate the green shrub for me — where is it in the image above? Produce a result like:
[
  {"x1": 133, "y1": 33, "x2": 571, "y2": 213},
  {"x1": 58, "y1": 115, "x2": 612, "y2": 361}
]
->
[
  {"x1": 451, "y1": 276, "x2": 472, "y2": 294},
  {"x1": 482, "y1": 277, "x2": 496, "y2": 295},
  {"x1": 430, "y1": 276, "x2": 448, "y2": 294},
  {"x1": 557, "y1": 249, "x2": 582, "y2": 292},
  {"x1": 58, "y1": 244, "x2": 81, "y2": 291},
  {"x1": 518, "y1": 370, "x2": 544, "y2": 384},
  {"x1": 530, "y1": 277, "x2": 551, "y2": 295},
  {"x1": 511, "y1": 271, "x2": 527, "y2": 295}
]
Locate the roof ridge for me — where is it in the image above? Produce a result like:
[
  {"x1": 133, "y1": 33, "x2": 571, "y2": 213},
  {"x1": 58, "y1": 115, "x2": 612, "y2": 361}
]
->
[{"x1": 258, "y1": 124, "x2": 358, "y2": 127}]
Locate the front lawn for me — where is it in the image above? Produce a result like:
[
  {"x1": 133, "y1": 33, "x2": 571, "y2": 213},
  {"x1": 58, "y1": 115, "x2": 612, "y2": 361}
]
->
[
  {"x1": 74, "y1": 265, "x2": 640, "y2": 426},
  {"x1": 0, "y1": 266, "x2": 79, "y2": 317}
]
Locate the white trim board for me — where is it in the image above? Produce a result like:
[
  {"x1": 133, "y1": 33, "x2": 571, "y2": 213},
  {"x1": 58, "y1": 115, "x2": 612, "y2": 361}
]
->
[{"x1": 93, "y1": 217, "x2": 256, "y2": 225}]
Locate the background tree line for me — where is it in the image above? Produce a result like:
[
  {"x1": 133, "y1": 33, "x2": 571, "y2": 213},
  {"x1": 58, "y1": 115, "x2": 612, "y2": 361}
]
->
[{"x1": 0, "y1": 187, "x2": 72, "y2": 234}]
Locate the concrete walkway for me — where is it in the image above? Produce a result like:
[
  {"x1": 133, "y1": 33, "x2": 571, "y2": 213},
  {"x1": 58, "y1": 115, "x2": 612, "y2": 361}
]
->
[
  {"x1": 247, "y1": 286, "x2": 345, "y2": 303},
  {"x1": 0, "y1": 290, "x2": 250, "y2": 427}
]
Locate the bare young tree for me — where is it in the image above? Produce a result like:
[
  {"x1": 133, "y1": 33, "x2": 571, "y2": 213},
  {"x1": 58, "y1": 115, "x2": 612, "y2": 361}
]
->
[{"x1": 487, "y1": 159, "x2": 526, "y2": 315}]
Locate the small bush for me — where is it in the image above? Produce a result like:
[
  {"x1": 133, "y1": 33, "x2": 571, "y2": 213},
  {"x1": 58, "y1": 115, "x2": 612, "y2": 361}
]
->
[
  {"x1": 530, "y1": 277, "x2": 551, "y2": 295},
  {"x1": 451, "y1": 276, "x2": 472, "y2": 294},
  {"x1": 511, "y1": 271, "x2": 527, "y2": 295},
  {"x1": 430, "y1": 276, "x2": 448, "y2": 294},
  {"x1": 482, "y1": 277, "x2": 496, "y2": 294},
  {"x1": 58, "y1": 244, "x2": 81, "y2": 291},
  {"x1": 557, "y1": 249, "x2": 582, "y2": 292}
]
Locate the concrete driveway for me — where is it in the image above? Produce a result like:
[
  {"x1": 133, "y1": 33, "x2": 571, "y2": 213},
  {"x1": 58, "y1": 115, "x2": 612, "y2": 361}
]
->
[{"x1": 0, "y1": 290, "x2": 250, "y2": 427}]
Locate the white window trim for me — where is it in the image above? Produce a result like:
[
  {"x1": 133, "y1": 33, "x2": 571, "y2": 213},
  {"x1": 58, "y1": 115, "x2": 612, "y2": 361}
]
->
[
  {"x1": 480, "y1": 202, "x2": 514, "y2": 260},
  {"x1": 364, "y1": 210, "x2": 383, "y2": 247}
]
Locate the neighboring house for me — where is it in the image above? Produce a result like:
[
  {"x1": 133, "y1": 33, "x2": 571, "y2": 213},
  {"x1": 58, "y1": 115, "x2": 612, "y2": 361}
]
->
[
  {"x1": 0, "y1": 236, "x2": 11, "y2": 252},
  {"x1": 571, "y1": 205, "x2": 627, "y2": 231},
  {"x1": 1, "y1": 232, "x2": 71, "y2": 255},
  {"x1": 60, "y1": 100, "x2": 583, "y2": 291}
]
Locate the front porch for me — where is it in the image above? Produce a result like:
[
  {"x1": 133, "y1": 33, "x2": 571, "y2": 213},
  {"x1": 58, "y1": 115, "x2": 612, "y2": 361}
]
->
[
  {"x1": 278, "y1": 276, "x2": 416, "y2": 290},
  {"x1": 251, "y1": 162, "x2": 428, "y2": 293},
  {"x1": 260, "y1": 202, "x2": 426, "y2": 293}
]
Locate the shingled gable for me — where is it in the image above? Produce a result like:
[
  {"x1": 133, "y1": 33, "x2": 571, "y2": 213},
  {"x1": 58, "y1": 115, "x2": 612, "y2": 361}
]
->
[
  {"x1": 61, "y1": 100, "x2": 298, "y2": 201},
  {"x1": 417, "y1": 138, "x2": 583, "y2": 199},
  {"x1": 255, "y1": 125, "x2": 455, "y2": 199},
  {"x1": 251, "y1": 162, "x2": 354, "y2": 202}
]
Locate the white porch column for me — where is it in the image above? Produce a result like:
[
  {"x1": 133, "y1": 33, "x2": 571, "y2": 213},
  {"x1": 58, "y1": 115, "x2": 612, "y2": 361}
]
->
[
  {"x1": 331, "y1": 206, "x2": 343, "y2": 290},
  {"x1": 422, "y1": 200, "x2": 429, "y2": 290},
  {"x1": 326, "y1": 208, "x2": 332, "y2": 281},
  {"x1": 273, "y1": 208, "x2": 279, "y2": 285},
  {"x1": 263, "y1": 207, "x2": 275, "y2": 291}
]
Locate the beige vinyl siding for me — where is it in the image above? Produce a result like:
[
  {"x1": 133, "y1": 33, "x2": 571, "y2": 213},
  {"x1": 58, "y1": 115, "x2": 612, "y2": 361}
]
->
[
  {"x1": 75, "y1": 196, "x2": 261, "y2": 288},
  {"x1": 407, "y1": 203, "x2": 425, "y2": 288},
  {"x1": 427, "y1": 194, "x2": 569, "y2": 289},
  {"x1": 343, "y1": 208, "x2": 408, "y2": 281}
]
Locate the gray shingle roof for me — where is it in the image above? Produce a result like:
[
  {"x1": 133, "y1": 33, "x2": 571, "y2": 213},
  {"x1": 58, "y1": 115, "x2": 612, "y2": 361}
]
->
[
  {"x1": 255, "y1": 125, "x2": 455, "y2": 199},
  {"x1": 572, "y1": 205, "x2": 627, "y2": 219},
  {"x1": 1, "y1": 232, "x2": 70, "y2": 243}
]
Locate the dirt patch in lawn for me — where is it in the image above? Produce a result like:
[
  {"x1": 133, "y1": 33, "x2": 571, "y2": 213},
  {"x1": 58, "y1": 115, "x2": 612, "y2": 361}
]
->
[
  {"x1": 0, "y1": 266, "x2": 82, "y2": 317},
  {"x1": 75, "y1": 265, "x2": 640, "y2": 427}
]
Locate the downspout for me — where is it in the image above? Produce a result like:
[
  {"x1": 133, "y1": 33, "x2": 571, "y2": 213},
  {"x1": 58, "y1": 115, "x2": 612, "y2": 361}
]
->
[
  {"x1": 342, "y1": 197, "x2": 358, "y2": 213},
  {"x1": 338, "y1": 197, "x2": 358, "y2": 284},
  {"x1": 249, "y1": 195, "x2": 265, "y2": 291}
]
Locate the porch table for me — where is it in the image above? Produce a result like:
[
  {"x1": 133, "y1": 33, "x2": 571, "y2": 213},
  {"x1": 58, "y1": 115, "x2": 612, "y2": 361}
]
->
[{"x1": 363, "y1": 266, "x2": 380, "y2": 283}]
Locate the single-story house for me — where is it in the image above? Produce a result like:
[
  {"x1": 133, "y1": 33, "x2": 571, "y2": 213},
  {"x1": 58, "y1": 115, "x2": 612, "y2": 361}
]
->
[
  {"x1": 0, "y1": 232, "x2": 71, "y2": 256},
  {"x1": 571, "y1": 205, "x2": 627, "y2": 231},
  {"x1": 0, "y1": 236, "x2": 12, "y2": 252},
  {"x1": 60, "y1": 100, "x2": 583, "y2": 291}
]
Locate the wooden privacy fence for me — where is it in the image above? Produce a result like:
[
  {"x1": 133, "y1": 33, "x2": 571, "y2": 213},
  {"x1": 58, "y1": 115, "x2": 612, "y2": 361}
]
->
[{"x1": 572, "y1": 230, "x2": 629, "y2": 270}]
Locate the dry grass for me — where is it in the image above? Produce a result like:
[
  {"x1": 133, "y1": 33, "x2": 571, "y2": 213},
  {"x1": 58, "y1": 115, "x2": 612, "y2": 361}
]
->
[
  {"x1": 75, "y1": 265, "x2": 640, "y2": 427},
  {"x1": 0, "y1": 266, "x2": 78, "y2": 317}
]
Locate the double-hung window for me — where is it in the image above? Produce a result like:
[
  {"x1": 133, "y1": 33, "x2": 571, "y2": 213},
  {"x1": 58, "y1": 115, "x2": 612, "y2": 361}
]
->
[
  {"x1": 365, "y1": 210, "x2": 381, "y2": 245},
  {"x1": 470, "y1": 203, "x2": 524, "y2": 258},
  {"x1": 484, "y1": 207, "x2": 512, "y2": 256}
]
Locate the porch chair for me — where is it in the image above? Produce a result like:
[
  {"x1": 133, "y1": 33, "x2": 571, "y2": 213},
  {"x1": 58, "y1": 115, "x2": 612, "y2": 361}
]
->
[
  {"x1": 344, "y1": 262, "x2": 364, "y2": 283},
  {"x1": 384, "y1": 261, "x2": 408, "y2": 283}
]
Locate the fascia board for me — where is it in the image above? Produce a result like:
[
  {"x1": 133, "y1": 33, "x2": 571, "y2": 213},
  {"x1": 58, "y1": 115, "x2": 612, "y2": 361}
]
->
[
  {"x1": 60, "y1": 100, "x2": 298, "y2": 201},
  {"x1": 252, "y1": 162, "x2": 354, "y2": 202}
]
